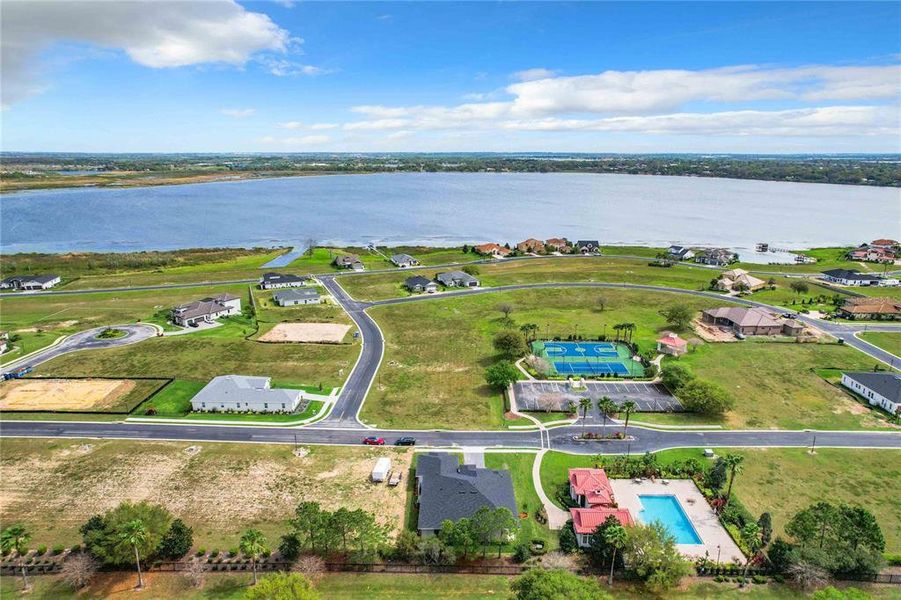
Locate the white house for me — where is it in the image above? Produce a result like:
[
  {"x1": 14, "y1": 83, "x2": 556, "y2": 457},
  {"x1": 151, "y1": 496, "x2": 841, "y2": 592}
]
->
[
  {"x1": 0, "y1": 275, "x2": 61, "y2": 290},
  {"x1": 390, "y1": 254, "x2": 420, "y2": 268},
  {"x1": 171, "y1": 293, "x2": 241, "y2": 327},
  {"x1": 840, "y1": 372, "x2": 900, "y2": 415},
  {"x1": 821, "y1": 269, "x2": 889, "y2": 287},
  {"x1": 259, "y1": 272, "x2": 309, "y2": 290},
  {"x1": 190, "y1": 375, "x2": 304, "y2": 413},
  {"x1": 273, "y1": 288, "x2": 321, "y2": 306}
]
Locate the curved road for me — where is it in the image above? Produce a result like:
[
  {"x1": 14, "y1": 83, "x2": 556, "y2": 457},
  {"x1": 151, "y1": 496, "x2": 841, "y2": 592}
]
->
[{"x1": 2, "y1": 324, "x2": 158, "y2": 374}]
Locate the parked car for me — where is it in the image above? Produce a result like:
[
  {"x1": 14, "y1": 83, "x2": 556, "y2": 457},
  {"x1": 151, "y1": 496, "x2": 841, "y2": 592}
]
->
[
  {"x1": 735, "y1": 332, "x2": 746, "y2": 340},
  {"x1": 781, "y1": 312, "x2": 796, "y2": 319},
  {"x1": 363, "y1": 436, "x2": 386, "y2": 446},
  {"x1": 395, "y1": 436, "x2": 416, "y2": 446}
]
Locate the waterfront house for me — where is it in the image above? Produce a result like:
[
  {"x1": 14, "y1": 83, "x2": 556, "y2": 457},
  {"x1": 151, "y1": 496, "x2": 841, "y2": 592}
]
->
[{"x1": 391, "y1": 253, "x2": 420, "y2": 268}]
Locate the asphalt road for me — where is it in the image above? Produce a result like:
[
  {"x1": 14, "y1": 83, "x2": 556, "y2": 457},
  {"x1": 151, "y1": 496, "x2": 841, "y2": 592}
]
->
[
  {"x1": 1, "y1": 420, "x2": 898, "y2": 454},
  {"x1": 1, "y1": 324, "x2": 158, "y2": 374}
]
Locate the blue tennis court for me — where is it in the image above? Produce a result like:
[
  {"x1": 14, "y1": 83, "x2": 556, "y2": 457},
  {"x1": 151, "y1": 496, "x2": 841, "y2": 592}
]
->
[
  {"x1": 543, "y1": 341, "x2": 619, "y2": 358},
  {"x1": 554, "y1": 361, "x2": 630, "y2": 376}
]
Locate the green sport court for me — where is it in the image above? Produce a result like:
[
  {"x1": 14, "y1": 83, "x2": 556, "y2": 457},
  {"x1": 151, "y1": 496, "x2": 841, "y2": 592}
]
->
[{"x1": 531, "y1": 340, "x2": 645, "y2": 377}]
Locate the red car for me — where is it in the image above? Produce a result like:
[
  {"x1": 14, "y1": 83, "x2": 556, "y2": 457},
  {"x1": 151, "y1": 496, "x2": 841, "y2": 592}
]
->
[{"x1": 362, "y1": 436, "x2": 386, "y2": 446}]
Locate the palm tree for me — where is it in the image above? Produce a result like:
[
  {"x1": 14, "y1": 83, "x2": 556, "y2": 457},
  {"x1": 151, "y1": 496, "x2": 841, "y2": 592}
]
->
[
  {"x1": 723, "y1": 453, "x2": 745, "y2": 506},
  {"x1": 119, "y1": 519, "x2": 148, "y2": 589},
  {"x1": 578, "y1": 397, "x2": 593, "y2": 434},
  {"x1": 612, "y1": 323, "x2": 624, "y2": 342},
  {"x1": 622, "y1": 323, "x2": 636, "y2": 344},
  {"x1": 740, "y1": 523, "x2": 762, "y2": 579},
  {"x1": 620, "y1": 400, "x2": 637, "y2": 437},
  {"x1": 240, "y1": 529, "x2": 268, "y2": 585},
  {"x1": 598, "y1": 397, "x2": 616, "y2": 437},
  {"x1": 604, "y1": 524, "x2": 628, "y2": 586},
  {"x1": 1, "y1": 524, "x2": 32, "y2": 590}
]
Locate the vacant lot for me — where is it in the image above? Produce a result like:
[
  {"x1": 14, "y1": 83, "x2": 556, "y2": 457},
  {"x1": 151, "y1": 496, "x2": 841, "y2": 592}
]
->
[
  {"x1": 258, "y1": 322, "x2": 352, "y2": 343},
  {"x1": 671, "y1": 342, "x2": 897, "y2": 429},
  {"x1": 0, "y1": 439, "x2": 412, "y2": 549},
  {"x1": 362, "y1": 288, "x2": 721, "y2": 429},
  {"x1": 859, "y1": 331, "x2": 901, "y2": 357},
  {"x1": 539, "y1": 447, "x2": 901, "y2": 552},
  {"x1": 0, "y1": 378, "x2": 150, "y2": 412}
]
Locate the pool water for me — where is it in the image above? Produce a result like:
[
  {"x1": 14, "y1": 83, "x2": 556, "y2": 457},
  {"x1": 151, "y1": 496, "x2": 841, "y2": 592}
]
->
[{"x1": 637, "y1": 495, "x2": 702, "y2": 544}]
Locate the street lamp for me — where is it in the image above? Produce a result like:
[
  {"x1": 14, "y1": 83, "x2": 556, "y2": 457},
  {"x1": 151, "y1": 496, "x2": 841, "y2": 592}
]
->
[{"x1": 716, "y1": 545, "x2": 721, "y2": 566}]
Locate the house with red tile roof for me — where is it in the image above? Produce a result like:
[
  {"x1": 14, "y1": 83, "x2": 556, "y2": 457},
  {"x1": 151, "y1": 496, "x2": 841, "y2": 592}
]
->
[
  {"x1": 870, "y1": 239, "x2": 899, "y2": 248},
  {"x1": 473, "y1": 243, "x2": 511, "y2": 258},
  {"x1": 569, "y1": 468, "x2": 615, "y2": 507},
  {"x1": 516, "y1": 238, "x2": 545, "y2": 253},
  {"x1": 545, "y1": 238, "x2": 570, "y2": 252},
  {"x1": 656, "y1": 332, "x2": 688, "y2": 356},
  {"x1": 570, "y1": 507, "x2": 634, "y2": 547}
]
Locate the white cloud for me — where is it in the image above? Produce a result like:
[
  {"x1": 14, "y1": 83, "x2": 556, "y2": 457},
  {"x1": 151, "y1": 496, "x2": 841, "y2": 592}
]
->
[
  {"x1": 220, "y1": 108, "x2": 256, "y2": 118},
  {"x1": 1, "y1": 0, "x2": 290, "y2": 107},
  {"x1": 277, "y1": 121, "x2": 304, "y2": 130},
  {"x1": 257, "y1": 57, "x2": 333, "y2": 77},
  {"x1": 511, "y1": 68, "x2": 556, "y2": 82},
  {"x1": 310, "y1": 123, "x2": 338, "y2": 130},
  {"x1": 277, "y1": 121, "x2": 337, "y2": 130},
  {"x1": 261, "y1": 134, "x2": 331, "y2": 145}
]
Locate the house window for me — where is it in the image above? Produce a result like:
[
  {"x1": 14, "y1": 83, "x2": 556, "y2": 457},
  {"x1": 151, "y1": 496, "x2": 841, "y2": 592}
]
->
[
  {"x1": 281, "y1": 403, "x2": 286, "y2": 409},
  {"x1": 264, "y1": 403, "x2": 268, "y2": 409},
  {"x1": 201, "y1": 402, "x2": 206, "y2": 408}
]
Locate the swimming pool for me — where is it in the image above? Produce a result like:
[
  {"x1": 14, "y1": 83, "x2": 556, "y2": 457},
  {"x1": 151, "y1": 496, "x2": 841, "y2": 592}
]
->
[{"x1": 637, "y1": 495, "x2": 702, "y2": 544}]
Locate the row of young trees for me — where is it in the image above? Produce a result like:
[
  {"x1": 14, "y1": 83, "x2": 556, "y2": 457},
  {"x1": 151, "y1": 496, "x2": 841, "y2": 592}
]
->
[
  {"x1": 392, "y1": 506, "x2": 519, "y2": 564},
  {"x1": 278, "y1": 501, "x2": 389, "y2": 561}
]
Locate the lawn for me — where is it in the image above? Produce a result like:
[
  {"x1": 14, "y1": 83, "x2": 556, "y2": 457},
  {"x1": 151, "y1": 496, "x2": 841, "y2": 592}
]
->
[
  {"x1": 252, "y1": 286, "x2": 353, "y2": 329},
  {"x1": 0, "y1": 330, "x2": 63, "y2": 365},
  {"x1": 669, "y1": 342, "x2": 898, "y2": 429},
  {"x1": 0, "y1": 439, "x2": 413, "y2": 550},
  {"x1": 483, "y1": 453, "x2": 557, "y2": 551},
  {"x1": 362, "y1": 287, "x2": 723, "y2": 430},
  {"x1": 859, "y1": 332, "x2": 901, "y2": 357},
  {"x1": 538, "y1": 447, "x2": 901, "y2": 552}
]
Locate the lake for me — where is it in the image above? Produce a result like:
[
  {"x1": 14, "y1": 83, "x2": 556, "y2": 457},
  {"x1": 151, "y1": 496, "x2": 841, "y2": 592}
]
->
[{"x1": 1, "y1": 173, "x2": 897, "y2": 262}]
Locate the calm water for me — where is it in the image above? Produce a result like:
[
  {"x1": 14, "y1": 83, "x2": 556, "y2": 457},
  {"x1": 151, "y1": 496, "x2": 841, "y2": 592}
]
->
[
  {"x1": 638, "y1": 495, "x2": 702, "y2": 545},
  {"x1": 1, "y1": 173, "x2": 898, "y2": 260}
]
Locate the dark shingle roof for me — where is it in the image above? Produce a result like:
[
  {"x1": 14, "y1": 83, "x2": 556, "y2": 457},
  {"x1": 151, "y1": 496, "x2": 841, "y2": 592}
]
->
[
  {"x1": 416, "y1": 453, "x2": 517, "y2": 532},
  {"x1": 822, "y1": 269, "x2": 881, "y2": 282},
  {"x1": 405, "y1": 276, "x2": 433, "y2": 287},
  {"x1": 843, "y1": 372, "x2": 901, "y2": 403},
  {"x1": 261, "y1": 272, "x2": 308, "y2": 284}
]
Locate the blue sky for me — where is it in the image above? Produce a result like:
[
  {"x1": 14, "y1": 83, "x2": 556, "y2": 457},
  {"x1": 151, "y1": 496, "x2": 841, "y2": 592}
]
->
[{"x1": 2, "y1": 1, "x2": 899, "y2": 152}]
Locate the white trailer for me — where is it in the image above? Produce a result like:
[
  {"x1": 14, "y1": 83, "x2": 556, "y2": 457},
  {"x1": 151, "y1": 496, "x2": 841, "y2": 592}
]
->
[{"x1": 371, "y1": 457, "x2": 391, "y2": 482}]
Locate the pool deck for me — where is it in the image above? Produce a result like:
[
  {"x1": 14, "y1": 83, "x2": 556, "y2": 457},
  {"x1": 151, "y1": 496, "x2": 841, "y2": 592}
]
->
[{"x1": 611, "y1": 478, "x2": 744, "y2": 564}]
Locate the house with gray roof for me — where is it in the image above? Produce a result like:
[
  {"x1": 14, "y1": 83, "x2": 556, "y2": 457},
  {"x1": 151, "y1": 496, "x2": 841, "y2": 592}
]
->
[
  {"x1": 274, "y1": 288, "x2": 322, "y2": 306},
  {"x1": 575, "y1": 240, "x2": 600, "y2": 254},
  {"x1": 436, "y1": 270, "x2": 479, "y2": 287},
  {"x1": 333, "y1": 254, "x2": 365, "y2": 271},
  {"x1": 695, "y1": 248, "x2": 738, "y2": 266},
  {"x1": 822, "y1": 269, "x2": 896, "y2": 287},
  {"x1": 415, "y1": 453, "x2": 518, "y2": 535},
  {"x1": 405, "y1": 276, "x2": 438, "y2": 294},
  {"x1": 190, "y1": 375, "x2": 306, "y2": 413},
  {"x1": 841, "y1": 372, "x2": 900, "y2": 415},
  {"x1": 171, "y1": 293, "x2": 241, "y2": 327},
  {"x1": 666, "y1": 245, "x2": 695, "y2": 260},
  {"x1": 259, "y1": 272, "x2": 309, "y2": 290},
  {"x1": 391, "y1": 253, "x2": 420, "y2": 268},
  {"x1": 0, "y1": 274, "x2": 61, "y2": 290}
]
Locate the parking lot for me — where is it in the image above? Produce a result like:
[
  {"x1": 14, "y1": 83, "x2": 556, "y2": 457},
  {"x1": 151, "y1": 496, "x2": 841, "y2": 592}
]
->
[{"x1": 512, "y1": 380, "x2": 682, "y2": 414}]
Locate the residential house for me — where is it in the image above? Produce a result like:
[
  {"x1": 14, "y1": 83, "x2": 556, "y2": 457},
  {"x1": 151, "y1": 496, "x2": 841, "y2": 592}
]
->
[
  {"x1": 869, "y1": 239, "x2": 899, "y2": 249},
  {"x1": 695, "y1": 248, "x2": 737, "y2": 266},
  {"x1": 415, "y1": 453, "x2": 518, "y2": 535},
  {"x1": 575, "y1": 240, "x2": 600, "y2": 254},
  {"x1": 821, "y1": 269, "x2": 896, "y2": 287},
  {"x1": 171, "y1": 293, "x2": 241, "y2": 327},
  {"x1": 666, "y1": 245, "x2": 695, "y2": 260},
  {"x1": 436, "y1": 270, "x2": 479, "y2": 287},
  {"x1": 545, "y1": 238, "x2": 570, "y2": 252},
  {"x1": 847, "y1": 247, "x2": 896, "y2": 264},
  {"x1": 516, "y1": 238, "x2": 545, "y2": 253},
  {"x1": 567, "y1": 468, "x2": 634, "y2": 548},
  {"x1": 190, "y1": 375, "x2": 304, "y2": 413},
  {"x1": 404, "y1": 275, "x2": 438, "y2": 294},
  {"x1": 473, "y1": 243, "x2": 511, "y2": 258},
  {"x1": 259, "y1": 272, "x2": 309, "y2": 290},
  {"x1": 656, "y1": 332, "x2": 688, "y2": 356},
  {"x1": 840, "y1": 372, "x2": 900, "y2": 415},
  {"x1": 701, "y1": 306, "x2": 797, "y2": 336},
  {"x1": 0, "y1": 274, "x2": 61, "y2": 290},
  {"x1": 273, "y1": 288, "x2": 321, "y2": 306},
  {"x1": 715, "y1": 268, "x2": 766, "y2": 292},
  {"x1": 570, "y1": 508, "x2": 635, "y2": 547},
  {"x1": 837, "y1": 297, "x2": 901, "y2": 320},
  {"x1": 333, "y1": 255, "x2": 365, "y2": 271},
  {"x1": 391, "y1": 253, "x2": 420, "y2": 268}
]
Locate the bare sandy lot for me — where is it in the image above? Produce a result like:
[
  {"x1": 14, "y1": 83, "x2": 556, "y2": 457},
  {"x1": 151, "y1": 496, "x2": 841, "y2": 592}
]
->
[
  {"x1": 0, "y1": 378, "x2": 135, "y2": 411},
  {"x1": 259, "y1": 322, "x2": 352, "y2": 343},
  {"x1": 0, "y1": 440, "x2": 412, "y2": 548}
]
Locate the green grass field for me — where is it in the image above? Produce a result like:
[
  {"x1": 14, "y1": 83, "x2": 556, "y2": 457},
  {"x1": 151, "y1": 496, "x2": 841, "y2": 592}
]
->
[
  {"x1": 859, "y1": 332, "x2": 901, "y2": 357},
  {"x1": 361, "y1": 288, "x2": 723, "y2": 429},
  {"x1": 483, "y1": 453, "x2": 557, "y2": 551},
  {"x1": 0, "y1": 330, "x2": 64, "y2": 365},
  {"x1": 538, "y1": 447, "x2": 901, "y2": 552}
]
